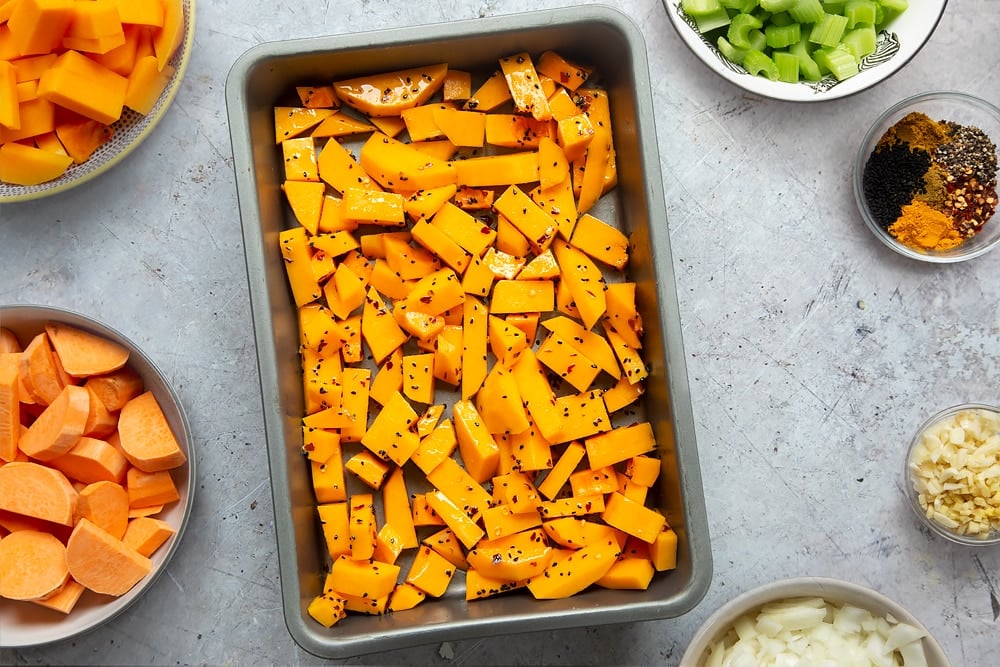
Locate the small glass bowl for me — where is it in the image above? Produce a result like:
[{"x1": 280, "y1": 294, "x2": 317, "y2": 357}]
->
[
  {"x1": 905, "y1": 403, "x2": 1000, "y2": 546},
  {"x1": 854, "y1": 91, "x2": 1000, "y2": 263}
]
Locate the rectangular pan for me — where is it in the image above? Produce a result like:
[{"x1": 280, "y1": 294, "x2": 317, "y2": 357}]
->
[{"x1": 226, "y1": 5, "x2": 712, "y2": 658}]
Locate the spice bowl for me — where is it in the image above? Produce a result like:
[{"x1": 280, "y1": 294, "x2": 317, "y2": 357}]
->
[
  {"x1": 854, "y1": 91, "x2": 1000, "y2": 263},
  {"x1": 905, "y1": 403, "x2": 1000, "y2": 546}
]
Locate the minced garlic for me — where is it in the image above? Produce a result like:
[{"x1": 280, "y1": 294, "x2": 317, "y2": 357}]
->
[{"x1": 908, "y1": 407, "x2": 1000, "y2": 539}]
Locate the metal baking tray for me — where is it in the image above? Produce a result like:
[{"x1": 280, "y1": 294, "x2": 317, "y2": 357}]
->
[{"x1": 225, "y1": 5, "x2": 712, "y2": 658}]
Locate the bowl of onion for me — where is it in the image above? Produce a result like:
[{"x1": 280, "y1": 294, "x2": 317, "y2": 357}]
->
[{"x1": 681, "y1": 577, "x2": 950, "y2": 667}]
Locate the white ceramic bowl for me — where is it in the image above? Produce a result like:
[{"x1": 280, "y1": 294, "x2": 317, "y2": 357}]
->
[
  {"x1": 854, "y1": 91, "x2": 1000, "y2": 263},
  {"x1": 664, "y1": 0, "x2": 947, "y2": 102},
  {"x1": 681, "y1": 577, "x2": 950, "y2": 667},
  {"x1": 0, "y1": 305, "x2": 195, "y2": 648},
  {"x1": 0, "y1": 0, "x2": 196, "y2": 203},
  {"x1": 905, "y1": 403, "x2": 1000, "y2": 546}
]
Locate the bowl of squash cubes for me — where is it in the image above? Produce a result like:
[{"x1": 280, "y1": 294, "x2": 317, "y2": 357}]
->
[
  {"x1": 226, "y1": 4, "x2": 712, "y2": 659},
  {"x1": 0, "y1": 304, "x2": 194, "y2": 648},
  {"x1": 664, "y1": 0, "x2": 947, "y2": 102},
  {"x1": 0, "y1": 0, "x2": 195, "y2": 202}
]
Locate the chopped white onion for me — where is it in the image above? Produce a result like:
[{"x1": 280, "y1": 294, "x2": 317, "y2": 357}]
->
[{"x1": 702, "y1": 596, "x2": 928, "y2": 667}]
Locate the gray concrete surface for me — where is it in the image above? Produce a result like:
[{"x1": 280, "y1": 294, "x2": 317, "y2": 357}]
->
[{"x1": 1, "y1": 1, "x2": 998, "y2": 665}]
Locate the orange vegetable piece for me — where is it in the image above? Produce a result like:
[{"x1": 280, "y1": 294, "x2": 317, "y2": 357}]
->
[
  {"x1": 0, "y1": 529, "x2": 69, "y2": 601},
  {"x1": 49, "y1": 435, "x2": 129, "y2": 484},
  {"x1": 125, "y1": 466, "x2": 179, "y2": 508},
  {"x1": 38, "y1": 49, "x2": 127, "y2": 124},
  {"x1": 7, "y1": 0, "x2": 76, "y2": 57},
  {"x1": 0, "y1": 461, "x2": 79, "y2": 526},
  {"x1": 151, "y1": 0, "x2": 183, "y2": 71},
  {"x1": 0, "y1": 354, "x2": 20, "y2": 462},
  {"x1": 31, "y1": 578, "x2": 85, "y2": 614},
  {"x1": 66, "y1": 517, "x2": 152, "y2": 596},
  {"x1": 124, "y1": 54, "x2": 174, "y2": 114},
  {"x1": 18, "y1": 331, "x2": 66, "y2": 405},
  {"x1": 84, "y1": 365, "x2": 144, "y2": 412},
  {"x1": 0, "y1": 61, "x2": 18, "y2": 130},
  {"x1": 19, "y1": 384, "x2": 90, "y2": 461},
  {"x1": 117, "y1": 390, "x2": 186, "y2": 472},
  {"x1": 0, "y1": 140, "x2": 72, "y2": 185},
  {"x1": 121, "y1": 516, "x2": 175, "y2": 557},
  {"x1": 82, "y1": 385, "x2": 117, "y2": 438},
  {"x1": 75, "y1": 480, "x2": 129, "y2": 539},
  {"x1": 45, "y1": 322, "x2": 130, "y2": 376}
]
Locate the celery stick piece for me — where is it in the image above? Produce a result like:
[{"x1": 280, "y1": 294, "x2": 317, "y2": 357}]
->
[
  {"x1": 765, "y1": 22, "x2": 801, "y2": 48},
  {"x1": 809, "y1": 13, "x2": 849, "y2": 47},
  {"x1": 842, "y1": 25, "x2": 877, "y2": 61},
  {"x1": 773, "y1": 50, "x2": 801, "y2": 82},
  {"x1": 790, "y1": 36, "x2": 823, "y2": 81},
  {"x1": 717, "y1": 35, "x2": 749, "y2": 64},
  {"x1": 760, "y1": 0, "x2": 797, "y2": 10},
  {"x1": 769, "y1": 11, "x2": 794, "y2": 26},
  {"x1": 845, "y1": 0, "x2": 877, "y2": 28},
  {"x1": 876, "y1": 0, "x2": 908, "y2": 26},
  {"x1": 813, "y1": 43, "x2": 859, "y2": 80},
  {"x1": 788, "y1": 0, "x2": 825, "y2": 23},
  {"x1": 727, "y1": 12, "x2": 764, "y2": 48},
  {"x1": 722, "y1": 0, "x2": 759, "y2": 10},
  {"x1": 681, "y1": 0, "x2": 726, "y2": 16},
  {"x1": 742, "y1": 49, "x2": 780, "y2": 80},
  {"x1": 748, "y1": 28, "x2": 767, "y2": 51},
  {"x1": 693, "y1": 6, "x2": 733, "y2": 33},
  {"x1": 822, "y1": 0, "x2": 847, "y2": 11}
]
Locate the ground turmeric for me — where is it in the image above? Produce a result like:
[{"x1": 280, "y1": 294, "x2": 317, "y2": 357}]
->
[
  {"x1": 889, "y1": 200, "x2": 963, "y2": 251},
  {"x1": 878, "y1": 112, "x2": 951, "y2": 153}
]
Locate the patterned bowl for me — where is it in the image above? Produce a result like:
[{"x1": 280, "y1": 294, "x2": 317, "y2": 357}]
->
[
  {"x1": 0, "y1": 0, "x2": 196, "y2": 203},
  {"x1": 663, "y1": 0, "x2": 947, "y2": 102}
]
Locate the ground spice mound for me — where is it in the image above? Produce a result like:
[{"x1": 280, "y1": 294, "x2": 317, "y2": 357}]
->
[{"x1": 862, "y1": 110, "x2": 999, "y2": 252}]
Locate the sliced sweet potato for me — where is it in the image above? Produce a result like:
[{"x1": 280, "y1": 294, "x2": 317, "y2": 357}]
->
[
  {"x1": 0, "y1": 529, "x2": 70, "y2": 601},
  {"x1": 0, "y1": 461, "x2": 79, "y2": 526},
  {"x1": 0, "y1": 327, "x2": 21, "y2": 353},
  {"x1": 45, "y1": 322, "x2": 130, "y2": 377},
  {"x1": 122, "y1": 516, "x2": 174, "y2": 557},
  {"x1": 84, "y1": 365, "x2": 143, "y2": 412},
  {"x1": 66, "y1": 517, "x2": 152, "y2": 596},
  {"x1": 18, "y1": 384, "x2": 90, "y2": 461},
  {"x1": 75, "y1": 480, "x2": 129, "y2": 539},
  {"x1": 49, "y1": 435, "x2": 128, "y2": 484},
  {"x1": 83, "y1": 384, "x2": 118, "y2": 438},
  {"x1": 117, "y1": 391, "x2": 186, "y2": 472},
  {"x1": 0, "y1": 353, "x2": 19, "y2": 462},
  {"x1": 18, "y1": 332, "x2": 68, "y2": 405},
  {"x1": 31, "y1": 578, "x2": 85, "y2": 614},
  {"x1": 126, "y1": 467, "x2": 179, "y2": 508}
]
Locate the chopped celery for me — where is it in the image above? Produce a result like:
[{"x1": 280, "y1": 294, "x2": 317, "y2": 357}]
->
[
  {"x1": 845, "y1": 0, "x2": 877, "y2": 28},
  {"x1": 722, "y1": 0, "x2": 759, "y2": 10},
  {"x1": 742, "y1": 49, "x2": 780, "y2": 80},
  {"x1": 788, "y1": 0, "x2": 825, "y2": 24},
  {"x1": 727, "y1": 12, "x2": 764, "y2": 48},
  {"x1": 679, "y1": 0, "x2": 908, "y2": 84},
  {"x1": 693, "y1": 6, "x2": 733, "y2": 33},
  {"x1": 716, "y1": 36, "x2": 750, "y2": 64},
  {"x1": 841, "y1": 25, "x2": 877, "y2": 60},
  {"x1": 790, "y1": 36, "x2": 823, "y2": 80},
  {"x1": 765, "y1": 22, "x2": 801, "y2": 48},
  {"x1": 681, "y1": 0, "x2": 726, "y2": 16},
  {"x1": 876, "y1": 0, "x2": 908, "y2": 26},
  {"x1": 773, "y1": 50, "x2": 801, "y2": 82},
  {"x1": 813, "y1": 43, "x2": 859, "y2": 79},
  {"x1": 769, "y1": 11, "x2": 794, "y2": 26},
  {"x1": 809, "y1": 12, "x2": 849, "y2": 47}
]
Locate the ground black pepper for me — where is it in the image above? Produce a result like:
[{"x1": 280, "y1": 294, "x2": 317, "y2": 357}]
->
[{"x1": 862, "y1": 140, "x2": 932, "y2": 229}]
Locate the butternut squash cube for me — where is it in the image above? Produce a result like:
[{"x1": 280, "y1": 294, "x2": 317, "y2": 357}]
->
[
  {"x1": 597, "y1": 556, "x2": 655, "y2": 590},
  {"x1": 382, "y1": 466, "x2": 418, "y2": 549},
  {"x1": 454, "y1": 151, "x2": 539, "y2": 188},
  {"x1": 360, "y1": 390, "x2": 419, "y2": 466},
  {"x1": 493, "y1": 184, "x2": 558, "y2": 254},
  {"x1": 442, "y1": 69, "x2": 471, "y2": 101},
  {"x1": 569, "y1": 213, "x2": 629, "y2": 270},
  {"x1": 8, "y1": 0, "x2": 76, "y2": 57},
  {"x1": 372, "y1": 522, "x2": 405, "y2": 564},
  {"x1": 526, "y1": 538, "x2": 619, "y2": 600},
  {"x1": 430, "y1": 202, "x2": 495, "y2": 257},
  {"x1": 346, "y1": 494, "x2": 377, "y2": 560},
  {"x1": 308, "y1": 593, "x2": 347, "y2": 627},
  {"x1": 310, "y1": 112, "x2": 373, "y2": 138},
  {"x1": 539, "y1": 493, "x2": 605, "y2": 519},
  {"x1": 360, "y1": 131, "x2": 456, "y2": 192},
  {"x1": 487, "y1": 315, "x2": 529, "y2": 368},
  {"x1": 387, "y1": 582, "x2": 426, "y2": 612},
  {"x1": 569, "y1": 465, "x2": 618, "y2": 498},
  {"x1": 490, "y1": 279, "x2": 554, "y2": 315},
  {"x1": 601, "y1": 491, "x2": 666, "y2": 544},
  {"x1": 536, "y1": 50, "x2": 592, "y2": 92},
  {"x1": 541, "y1": 517, "x2": 617, "y2": 550},
  {"x1": 317, "y1": 501, "x2": 351, "y2": 560},
  {"x1": 467, "y1": 528, "x2": 553, "y2": 581},
  {"x1": 552, "y1": 239, "x2": 606, "y2": 330},
  {"x1": 431, "y1": 106, "x2": 485, "y2": 148},
  {"x1": 334, "y1": 63, "x2": 448, "y2": 117},
  {"x1": 405, "y1": 545, "x2": 456, "y2": 597},
  {"x1": 499, "y1": 52, "x2": 551, "y2": 121},
  {"x1": 344, "y1": 449, "x2": 391, "y2": 490},
  {"x1": 0, "y1": 141, "x2": 72, "y2": 185},
  {"x1": 481, "y1": 503, "x2": 542, "y2": 540},
  {"x1": 315, "y1": 134, "x2": 380, "y2": 190},
  {"x1": 278, "y1": 228, "x2": 321, "y2": 307},
  {"x1": 410, "y1": 219, "x2": 472, "y2": 274},
  {"x1": 463, "y1": 69, "x2": 511, "y2": 112},
  {"x1": 536, "y1": 331, "x2": 600, "y2": 393},
  {"x1": 424, "y1": 490, "x2": 483, "y2": 549},
  {"x1": 649, "y1": 527, "x2": 679, "y2": 571},
  {"x1": 410, "y1": 418, "x2": 458, "y2": 475},
  {"x1": 403, "y1": 183, "x2": 457, "y2": 222},
  {"x1": 37, "y1": 49, "x2": 127, "y2": 125},
  {"x1": 327, "y1": 553, "x2": 399, "y2": 600},
  {"x1": 475, "y1": 363, "x2": 529, "y2": 436},
  {"x1": 552, "y1": 390, "x2": 611, "y2": 443},
  {"x1": 421, "y1": 527, "x2": 468, "y2": 571},
  {"x1": 402, "y1": 352, "x2": 435, "y2": 405}
]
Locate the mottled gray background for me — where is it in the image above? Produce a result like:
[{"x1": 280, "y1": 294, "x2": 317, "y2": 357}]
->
[{"x1": 1, "y1": 1, "x2": 998, "y2": 665}]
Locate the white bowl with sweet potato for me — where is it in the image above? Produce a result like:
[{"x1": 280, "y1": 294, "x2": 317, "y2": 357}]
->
[{"x1": 0, "y1": 304, "x2": 194, "y2": 648}]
